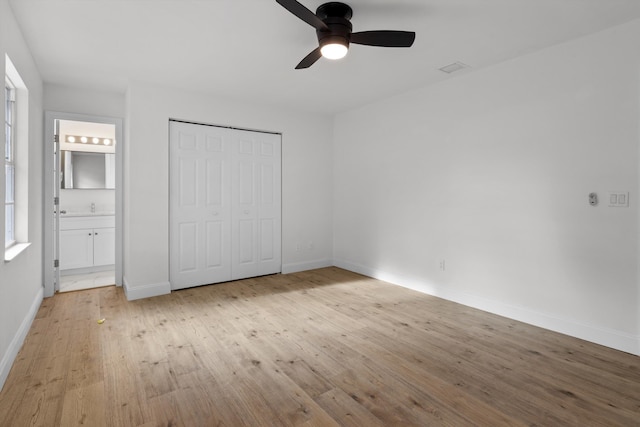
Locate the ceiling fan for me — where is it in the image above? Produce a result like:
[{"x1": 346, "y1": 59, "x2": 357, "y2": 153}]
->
[{"x1": 276, "y1": 0, "x2": 416, "y2": 69}]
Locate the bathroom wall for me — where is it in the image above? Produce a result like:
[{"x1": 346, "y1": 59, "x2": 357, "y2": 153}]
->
[
  {"x1": 58, "y1": 119, "x2": 116, "y2": 214},
  {"x1": 59, "y1": 190, "x2": 114, "y2": 214}
]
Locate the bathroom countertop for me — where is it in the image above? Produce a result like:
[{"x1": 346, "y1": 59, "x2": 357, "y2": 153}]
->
[{"x1": 60, "y1": 212, "x2": 115, "y2": 217}]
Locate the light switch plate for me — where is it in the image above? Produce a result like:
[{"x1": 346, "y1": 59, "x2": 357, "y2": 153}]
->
[{"x1": 608, "y1": 191, "x2": 629, "y2": 207}]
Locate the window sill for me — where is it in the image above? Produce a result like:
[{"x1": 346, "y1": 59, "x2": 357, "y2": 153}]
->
[{"x1": 5, "y1": 242, "x2": 31, "y2": 262}]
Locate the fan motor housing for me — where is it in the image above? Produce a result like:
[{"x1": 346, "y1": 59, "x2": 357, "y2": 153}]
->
[
  {"x1": 317, "y1": 17, "x2": 352, "y2": 48},
  {"x1": 316, "y1": 2, "x2": 353, "y2": 20},
  {"x1": 315, "y1": 3, "x2": 354, "y2": 48}
]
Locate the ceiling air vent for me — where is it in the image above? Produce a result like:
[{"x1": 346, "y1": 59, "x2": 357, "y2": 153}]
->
[{"x1": 438, "y1": 62, "x2": 469, "y2": 74}]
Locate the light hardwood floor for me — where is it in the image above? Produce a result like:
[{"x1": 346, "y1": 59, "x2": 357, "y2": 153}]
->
[{"x1": 1, "y1": 267, "x2": 638, "y2": 426}]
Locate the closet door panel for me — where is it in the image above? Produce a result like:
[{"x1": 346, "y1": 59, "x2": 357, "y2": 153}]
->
[
  {"x1": 232, "y1": 137, "x2": 258, "y2": 279},
  {"x1": 238, "y1": 160, "x2": 254, "y2": 205},
  {"x1": 205, "y1": 220, "x2": 224, "y2": 268},
  {"x1": 231, "y1": 131, "x2": 281, "y2": 280},
  {"x1": 256, "y1": 138, "x2": 281, "y2": 273},
  {"x1": 205, "y1": 159, "x2": 223, "y2": 206},
  {"x1": 259, "y1": 161, "x2": 277, "y2": 263},
  {"x1": 178, "y1": 158, "x2": 197, "y2": 207},
  {"x1": 238, "y1": 219, "x2": 255, "y2": 264},
  {"x1": 170, "y1": 122, "x2": 232, "y2": 289},
  {"x1": 178, "y1": 222, "x2": 198, "y2": 273},
  {"x1": 260, "y1": 218, "x2": 275, "y2": 261}
]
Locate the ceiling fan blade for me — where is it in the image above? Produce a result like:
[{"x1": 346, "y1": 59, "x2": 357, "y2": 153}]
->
[
  {"x1": 351, "y1": 30, "x2": 416, "y2": 47},
  {"x1": 295, "y1": 47, "x2": 322, "y2": 69},
  {"x1": 276, "y1": 0, "x2": 328, "y2": 31}
]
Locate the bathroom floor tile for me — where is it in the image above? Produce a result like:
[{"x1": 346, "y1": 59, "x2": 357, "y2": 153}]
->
[{"x1": 59, "y1": 270, "x2": 115, "y2": 293}]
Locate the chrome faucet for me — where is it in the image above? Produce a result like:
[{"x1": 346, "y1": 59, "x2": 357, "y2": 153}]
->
[{"x1": 90, "y1": 202, "x2": 95, "y2": 213}]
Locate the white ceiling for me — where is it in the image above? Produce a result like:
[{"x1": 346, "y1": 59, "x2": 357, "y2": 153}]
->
[{"x1": 9, "y1": 0, "x2": 640, "y2": 114}]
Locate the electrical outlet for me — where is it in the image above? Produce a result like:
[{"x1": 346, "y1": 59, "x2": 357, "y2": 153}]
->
[{"x1": 439, "y1": 259, "x2": 446, "y2": 272}]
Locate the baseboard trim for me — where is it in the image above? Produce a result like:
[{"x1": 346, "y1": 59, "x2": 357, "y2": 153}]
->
[
  {"x1": 282, "y1": 259, "x2": 333, "y2": 274},
  {"x1": 123, "y1": 277, "x2": 171, "y2": 301},
  {"x1": 0, "y1": 286, "x2": 43, "y2": 391},
  {"x1": 334, "y1": 259, "x2": 640, "y2": 356}
]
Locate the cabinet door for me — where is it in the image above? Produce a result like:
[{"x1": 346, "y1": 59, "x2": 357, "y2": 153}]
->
[
  {"x1": 93, "y1": 227, "x2": 115, "y2": 266},
  {"x1": 60, "y1": 229, "x2": 93, "y2": 270}
]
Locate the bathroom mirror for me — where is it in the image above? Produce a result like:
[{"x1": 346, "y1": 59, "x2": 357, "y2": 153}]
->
[{"x1": 61, "y1": 151, "x2": 115, "y2": 189}]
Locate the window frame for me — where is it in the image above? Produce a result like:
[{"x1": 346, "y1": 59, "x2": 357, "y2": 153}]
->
[
  {"x1": 4, "y1": 54, "x2": 30, "y2": 262},
  {"x1": 4, "y1": 77, "x2": 16, "y2": 249}
]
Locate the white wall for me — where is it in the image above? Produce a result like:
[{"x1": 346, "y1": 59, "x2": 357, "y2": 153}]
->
[
  {"x1": 124, "y1": 83, "x2": 333, "y2": 299},
  {"x1": 44, "y1": 83, "x2": 125, "y2": 118},
  {"x1": 59, "y1": 190, "x2": 114, "y2": 214},
  {"x1": 334, "y1": 20, "x2": 640, "y2": 355},
  {"x1": 0, "y1": 0, "x2": 44, "y2": 389}
]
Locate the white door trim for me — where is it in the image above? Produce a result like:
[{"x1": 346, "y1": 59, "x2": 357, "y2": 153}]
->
[{"x1": 43, "y1": 111, "x2": 124, "y2": 297}]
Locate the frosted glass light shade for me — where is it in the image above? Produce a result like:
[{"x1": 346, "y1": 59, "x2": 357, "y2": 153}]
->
[{"x1": 321, "y1": 43, "x2": 348, "y2": 60}]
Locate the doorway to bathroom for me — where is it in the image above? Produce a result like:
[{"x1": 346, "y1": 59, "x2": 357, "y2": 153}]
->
[{"x1": 43, "y1": 112, "x2": 123, "y2": 296}]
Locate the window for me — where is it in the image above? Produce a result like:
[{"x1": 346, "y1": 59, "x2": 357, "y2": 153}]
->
[
  {"x1": 5, "y1": 79, "x2": 15, "y2": 248},
  {"x1": 4, "y1": 54, "x2": 29, "y2": 261}
]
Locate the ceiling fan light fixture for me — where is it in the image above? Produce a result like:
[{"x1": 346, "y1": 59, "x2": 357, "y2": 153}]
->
[
  {"x1": 278, "y1": 0, "x2": 415, "y2": 69},
  {"x1": 321, "y1": 42, "x2": 348, "y2": 60}
]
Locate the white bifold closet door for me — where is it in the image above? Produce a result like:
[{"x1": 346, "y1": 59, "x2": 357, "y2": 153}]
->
[{"x1": 169, "y1": 121, "x2": 281, "y2": 290}]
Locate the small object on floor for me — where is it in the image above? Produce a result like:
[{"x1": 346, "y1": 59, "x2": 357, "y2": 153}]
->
[{"x1": 97, "y1": 318, "x2": 106, "y2": 324}]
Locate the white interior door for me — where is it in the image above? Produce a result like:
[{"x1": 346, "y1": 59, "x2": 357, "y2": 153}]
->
[
  {"x1": 169, "y1": 121, "x2": 281, "y2": 290},
  {"x1": 231, "y1": 129, "x2": 282, "y2": 280},
  {"x1": 53, "y1": 119, "x2": 60, "y2": 292},
  {"x1": 170, "y1": 122, "x2": 233, "y2": 289}
]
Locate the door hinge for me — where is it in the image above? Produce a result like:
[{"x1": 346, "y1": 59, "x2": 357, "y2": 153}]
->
[
  {"x1": 54, "y1": 197, "x2": 59, "y2": 206},
  {"x1": 54, "y1": 134, "x2": 59, "y2": 143},
  {"x1": 54, "y1": 259, "x2": 59, "y2": 268}
]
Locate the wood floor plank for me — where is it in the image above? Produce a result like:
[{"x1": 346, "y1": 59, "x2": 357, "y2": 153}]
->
[
  {"x1": 330, "y1": 367, "x2": 458, "y2": 426},
  {"x1": 172, "y1": 370, "x2": 248, "y2": 427},
  {"x1": 1, "y1": 267, "x2": 638, "y2": 426},
  {"x1": 5, "y1": 354, "x2": 69, "y2": 426},
  {"x1": 314, "y1": 387, "x2": 386, "y2": 427},
  {"x1": 351, "y1": 293, "x2": 640, "y2": 423},
  {"x1": 59, "y1": 381, "x2": 106, "y2": 427}
]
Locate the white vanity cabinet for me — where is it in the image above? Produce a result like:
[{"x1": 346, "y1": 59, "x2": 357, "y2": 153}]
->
[{"x1": 59, "y1": 215, "x2": 115, "y2": 270}]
